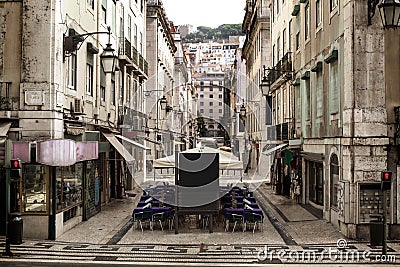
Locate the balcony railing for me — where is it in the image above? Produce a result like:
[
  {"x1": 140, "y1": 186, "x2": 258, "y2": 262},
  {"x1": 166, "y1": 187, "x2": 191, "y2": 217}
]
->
[
  {"x1": 139, "y1": 54, "x2": 144, "y2": 72},
  {"x1": 267, "y1": 52, "x2": 292, "y2": 85},
  {"x1": 118, "y1": 37, "x2": 132, "y2": 59},
  {"x1": 132, "y1": 46, "x2": 138, "y2": 66},
  {"x1": 144, "y1": 60, "x2": 148, "y2": 76},
  {"x1": 266, "y1": 121, "x2": 295, "y2": 141}
]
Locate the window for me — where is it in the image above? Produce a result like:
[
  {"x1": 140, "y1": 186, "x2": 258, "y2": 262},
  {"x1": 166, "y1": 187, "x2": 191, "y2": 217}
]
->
[
  {"x1": 111, "y1": 0, "x2": 116, "y2": 34},
  {"x1": 316, "y1": 72, "x2": 323, "y2": 117},
  {"x1": 111, "y1": 75, "x2": 115, "y2": 106},
  {"x1": 134, "y1": 24, "x2": 138, "y2": 48},
  {"x1": 210, "y1": 94, "x2": 213, "y2": 98},
  {"x1": 200, "y1": 108, "x2": 204, "y2": 113},
  {"x1": 289, "y1": 20, "x2": 292, "y2": 51},
  {"x1": 296, "y1": 15, "x2": 300, "y2": 50},
  {"x1": 56, "y1": 163, "x2": 83, "y2": 212},
  {"x1": 119, "y1": 71, "x2": 124, "y2": 106},
  {"x1": 200, "y1": 81, "x2": 204, "y2": 85},
  {"x1": 127, "y1": 15, "x2": 132, "y2": 41},
  {"x1": 276, "y1": 0, "x2": 280, "y2": 14},
  {"x1": 219, "y1": 87, "x2": 222, "y2": 91},
  {"x1": 330, "y1": 0, "x2": 338, "y2": 12},
  {"x1": 272, "y1": 44, "x2": 275, "y2": 65},
  {"x1": 127, "y1": 75, "x2": 131, "y2": 106},
  {"x1": 305, "y1": 3, "x2": 310, "y2": 40},
  {"x1": 120, "y1": 4, "x2": 124, "y2": 38},
  {"x1": 68, "y1": 53, "x2": 77, "y2": 90},
  {"x1": 330, "y1": 154, "x2": 339, "y2": 209},
  {"x1": 329, "y1": 61, "x2": 339, "y2": 114},
  {"x1": 209, "y1": 109, "x2": 213, "y2": 113},
  {"x1": 200, "y1": 102, "x2": 204, "y2": 106},
  {"x1": 139, "y1": 32, "x2": 143, "y2": 54},
  {"x1": 86, "y1": 63, "x2": 93, "y2": 96},
  {"x1": 22, "y1": 165, "x2": 47, "y2": 212},
  {"x1": 219, "y1": 102, "x2": 222, "y2": 106},
  {"x1": 97, "y1": 86, "x2": 104, "y2": 104},
  {"x1": 219, "y1": 109, "x2": 222, "y2": 113},
  {"x1": 305, "y1": 79, "x2": 311, "y2": 120},
  {"x1": 282, "y1": 28, "x2": 286, "y2": 56},
  {"x1": 276, "y1": 36, "x2": 280, "y2": 61},
  {"x1": 316, "y1": 0, "x2": 322, "y2": 27},
  {"x1": 102, "y1": 0, "x2": 107, "y2": 24},
  {"x1": 200, "y1": 87, "x2": 204, "y2": 91},
  {"x1": 133, "y1": 80, "x2": 138, "y2": 110},
  {"x1": 219, "y1": 94, "x2": 222, "y2": 99},
  {"x1": 210, "y1": 87, "x2": 213, "y2": 91},
  {"x1": 200, "y1": 94, "x2": 204, "y2": 98},
  {"x1": 219, "y1": 81, "x2": 223, "y2": 86},
  {"x1": 87, "y1": 0, "x2": 94, "y2": 10},
  {"x1": 209, "y1": 102, "x2": 213, "y2": 106}
]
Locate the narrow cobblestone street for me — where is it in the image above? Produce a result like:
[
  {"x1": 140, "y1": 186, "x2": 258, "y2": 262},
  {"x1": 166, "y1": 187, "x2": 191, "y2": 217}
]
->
[{"x1": 1, "y1": 172, "x2": 399, "y2": 266}]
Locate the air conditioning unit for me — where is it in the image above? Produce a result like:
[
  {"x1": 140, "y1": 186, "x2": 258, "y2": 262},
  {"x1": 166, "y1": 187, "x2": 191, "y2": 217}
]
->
[{"x1": 73, "y1": 98, "x2": 84, "y2": 115}]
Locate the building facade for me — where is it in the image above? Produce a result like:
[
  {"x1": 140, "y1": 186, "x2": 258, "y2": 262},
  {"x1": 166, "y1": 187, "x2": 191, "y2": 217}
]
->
[
  {"x1": 145, "y1": 0, "x2": 176, "y2": 160},
  {"x1": 242, "y1": 0, "x2": 271, "y2": 177},
  {"x1": 0, "y1": 0, "x2": 149, "y2": 239},
  {"x1": 290, "y1": 0, "x2": 400, "y2": 239}
]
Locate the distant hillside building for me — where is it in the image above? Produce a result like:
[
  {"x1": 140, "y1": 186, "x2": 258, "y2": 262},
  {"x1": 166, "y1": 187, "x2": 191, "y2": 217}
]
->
[{"x1": 176, "y1": 24, "x2": 195, "y2": 38}]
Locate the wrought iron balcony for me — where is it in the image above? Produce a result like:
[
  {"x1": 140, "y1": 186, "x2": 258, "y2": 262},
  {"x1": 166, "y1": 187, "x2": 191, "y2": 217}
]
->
[
  {"x1": 132, "y1": 46, "x2": 138, "y2": 66},
  {"x1": 267, "y1": 52, "x2": 293, "y2": 86},
  {"x1": 118, "y1": 37, "x2": 132, "y2": 59},
  {"x1": 266, "y1": 121, "x2": 295, "y2": 141}
]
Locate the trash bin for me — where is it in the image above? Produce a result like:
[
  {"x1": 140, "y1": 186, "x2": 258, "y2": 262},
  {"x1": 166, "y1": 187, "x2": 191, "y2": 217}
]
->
[
  {"x1": 370, "y1": 214, "x2": 383, "y2": 246},
  {"x1": 8, "y1": 212, "x2": 23, "y2": 245}
]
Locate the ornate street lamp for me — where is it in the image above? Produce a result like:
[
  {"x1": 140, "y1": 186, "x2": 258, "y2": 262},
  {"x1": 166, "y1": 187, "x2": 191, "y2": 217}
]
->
[
  {"x1": 378, "y1": 0, "x2": 400, "y2": 29},
  {"x1": 100, "y1": 43, "x2": 117, "y2": 74},
  {"x1": 159, "y1": 96, "x2": 167, "y2": 110},
  {"x1": 260, "y1": 65, "x2": 271, "y2": 96},
  {"x1": 369, "y1": 0, "x2": 400, "y2": 29},
  {"x1": 64, "y1": 26, "x2": 117, "y2": 73},
  {"x1": 240, "y1": 104, "x2": 246, "y2": 117}
]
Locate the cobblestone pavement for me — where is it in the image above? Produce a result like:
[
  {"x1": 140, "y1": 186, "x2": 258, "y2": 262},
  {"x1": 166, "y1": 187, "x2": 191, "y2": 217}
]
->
[{"x1": 1, "y1": 172, "x2": 400, "y2": 265}]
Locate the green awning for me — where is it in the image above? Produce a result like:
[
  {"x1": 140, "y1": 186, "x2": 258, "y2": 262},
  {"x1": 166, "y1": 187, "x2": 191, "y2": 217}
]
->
[{"x1": 324, "y1": 50, "x2": 338, "y2": 64}]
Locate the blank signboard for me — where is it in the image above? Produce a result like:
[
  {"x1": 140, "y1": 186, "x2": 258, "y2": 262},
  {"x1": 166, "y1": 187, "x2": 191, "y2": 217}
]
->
[{"x1": 178, "y1": 152, "x2": 219, "y2": 212}]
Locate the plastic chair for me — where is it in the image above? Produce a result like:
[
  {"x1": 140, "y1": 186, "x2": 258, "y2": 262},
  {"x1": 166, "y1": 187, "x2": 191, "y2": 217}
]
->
[
  {"x1": 152, "y1": 211, "x2": 168, "y2": 231},
  {"x1": 225, "y1": 213, "x2": 244, "y2": 233},
  {"x1": 133, "y1": 210, "x2": 152, "y2": 232},
  {"x1": 243, "y1": 212, "x2": 263, "y2": 233}
]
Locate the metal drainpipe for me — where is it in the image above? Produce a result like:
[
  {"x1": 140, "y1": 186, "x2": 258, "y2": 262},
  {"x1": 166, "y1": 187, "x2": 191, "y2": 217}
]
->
[{"x1": 96, "y1": 0, "x2": 101, "y2": 119}]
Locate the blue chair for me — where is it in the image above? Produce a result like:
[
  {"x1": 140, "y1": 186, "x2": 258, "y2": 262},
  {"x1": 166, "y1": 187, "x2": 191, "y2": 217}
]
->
[
  {"x1": 243, "y1": 211, "x2": 263, "y2": 233},
  {"x1": 225, "y1": 213, "x2": 244, "y2": 233},
  {"x1": 152, "y1": 211, "x2": 168, "y2": 231},
  {"x1": 133, "y1": 209, "x2": 152, "y2": 232}
]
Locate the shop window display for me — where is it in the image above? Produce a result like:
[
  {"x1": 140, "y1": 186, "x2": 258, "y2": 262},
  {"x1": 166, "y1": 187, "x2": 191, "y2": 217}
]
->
[
  {"x1": 22, "y1": 165, "x2": 47, "y2": 212},
  {"x1": 56, "y1": 163, "x2": 83, "y2": 212}
]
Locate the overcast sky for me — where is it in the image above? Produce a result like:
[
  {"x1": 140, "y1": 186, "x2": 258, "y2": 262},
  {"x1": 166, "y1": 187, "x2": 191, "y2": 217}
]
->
[{"x1": 162, "y1": 0, "x2": 245, "y2": 29}]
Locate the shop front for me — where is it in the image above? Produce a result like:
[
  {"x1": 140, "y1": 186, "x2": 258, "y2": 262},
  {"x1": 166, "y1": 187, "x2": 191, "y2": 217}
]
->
[{"x1": 13, "y1": 139, "x2": 99, "y2": 239}]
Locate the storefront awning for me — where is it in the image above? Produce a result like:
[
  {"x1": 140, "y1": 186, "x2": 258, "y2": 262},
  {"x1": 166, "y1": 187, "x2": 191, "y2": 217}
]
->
[
  {"x1": 102, "y1": 133, "x2": 135, "y2": 163},
  {"x1": 116, "y1": 135, "x2": 150, "y2": 150},
  {"x1": 262, "y1": 143, "x2": 288, "y2": 155},
  {"x1": 0, "y1": 122, "x2": 12, "y2": 137},
  {"x1": 300, "y1": 151, "x2": 325, "y2": 162}
]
